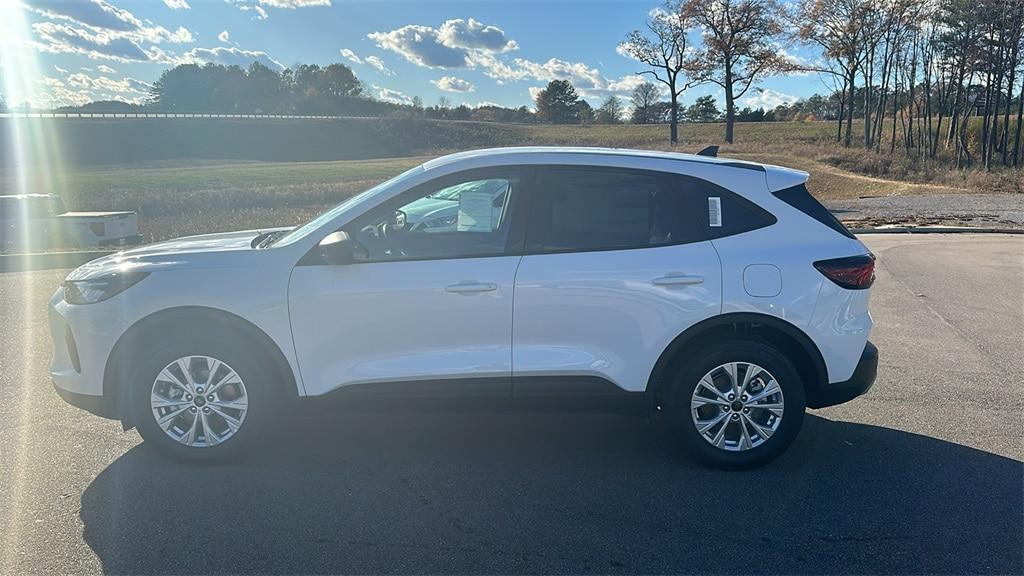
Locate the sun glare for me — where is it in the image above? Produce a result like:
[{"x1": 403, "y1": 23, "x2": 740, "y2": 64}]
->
[{"x1": 0, "y1": 1, "x2": 67, "y2": 571}]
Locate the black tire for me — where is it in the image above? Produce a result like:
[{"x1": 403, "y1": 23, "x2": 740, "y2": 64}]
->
[
  {"x1": 664, "y1": 339, "x2": 806, "y2": 469},
  {"x1": 129, "y1": 329, "x2": 276, "y2": 463}
]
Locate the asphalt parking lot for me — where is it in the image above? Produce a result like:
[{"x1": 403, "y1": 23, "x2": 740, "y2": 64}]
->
[{"x1": 0, "y1": 234, "x2": 1021, "y2": 575}]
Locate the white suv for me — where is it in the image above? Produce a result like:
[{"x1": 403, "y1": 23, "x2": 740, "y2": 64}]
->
[{"x1": 49, "y1": 147, "x2": 877, "y2": 468}]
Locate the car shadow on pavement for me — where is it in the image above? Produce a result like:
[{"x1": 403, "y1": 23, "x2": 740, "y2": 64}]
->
[{"x1": 79, "y1": 412, "x2": 1023, "y2": 575}]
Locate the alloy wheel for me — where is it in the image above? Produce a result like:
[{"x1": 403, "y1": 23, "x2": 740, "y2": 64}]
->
[
  {"x1": 150, "y1": 355, "x2": 249, "y2": 448},
  {"x1": 690, "y1": 361, "x2": 784, "y2": 451}
]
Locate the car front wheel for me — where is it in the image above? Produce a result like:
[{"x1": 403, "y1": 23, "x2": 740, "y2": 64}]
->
[
  {"x1": 667, "y1": 340, "x2": 806, "y2": 469},
  {"x1": 129, "y1": 334, "x2": 273, "y2": 462}
]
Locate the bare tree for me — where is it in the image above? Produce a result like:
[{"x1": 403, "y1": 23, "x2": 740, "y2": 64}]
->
[
  {"x1": 793, "y1": 0, "x2": 875, "y2": 147},
  {"x1": 596, "y1": 95, "x2": 625, "y2": 124},
  {"x1": 630, "y1": 82, "x2": 662, "y2": 124},
  {"x1": 683, "y1": 0, "x2": 791, "y2": 143},
  {"x1": 620, "y1": 0, "x2": 696, "y2": 144}
]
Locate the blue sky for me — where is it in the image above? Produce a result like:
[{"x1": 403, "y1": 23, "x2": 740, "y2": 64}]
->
[{"x1": 1, "y1": 0, "x2": 827, "y2": 111}]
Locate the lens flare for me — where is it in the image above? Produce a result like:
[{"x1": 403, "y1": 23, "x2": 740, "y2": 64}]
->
[{"x1": 1, "y1": 1, "x2": 69, "y2": 572}]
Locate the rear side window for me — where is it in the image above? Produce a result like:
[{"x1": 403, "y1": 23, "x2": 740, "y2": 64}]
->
[
  {"x1": 773, "y1": 184, "x2": 855, "y2": 239},
  {"x1": 528, "y1": 167, "x2": 704, "y2": 253}
]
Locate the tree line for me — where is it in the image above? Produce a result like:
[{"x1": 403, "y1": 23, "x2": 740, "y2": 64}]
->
[
  {"x1": 621, "y1": 0, "x2": 1024, "y2": 168},
  {"x1": 793, "y1": 0, "x2": 1024, "y2": 169}
]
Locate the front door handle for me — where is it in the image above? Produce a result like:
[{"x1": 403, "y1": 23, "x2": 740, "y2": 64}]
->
[
  {"x1": 445, "y1": 282, "x2": 498, "y2": 293},
  {"x1": 652, "y1": 274, "x2": 704, "y2": 286}
]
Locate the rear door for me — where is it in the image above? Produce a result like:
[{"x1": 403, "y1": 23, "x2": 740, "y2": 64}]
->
[{"x1": 511, "y1": 165, "x2": 722, "y2": 395}]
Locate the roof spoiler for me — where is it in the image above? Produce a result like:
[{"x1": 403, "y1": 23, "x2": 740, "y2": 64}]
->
[{"x1": 696, "y1": 145, "x2": 719, "y2": 157}]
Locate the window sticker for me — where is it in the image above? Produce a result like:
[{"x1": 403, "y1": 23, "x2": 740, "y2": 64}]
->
[
  {"x1": 708, "y1": 196, "x2": 722, "y2": 227},
  {"x1": 457, "y1": 191, "x2": 494, "y2": 232}
]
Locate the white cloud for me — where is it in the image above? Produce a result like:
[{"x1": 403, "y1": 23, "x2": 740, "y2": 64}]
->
[
  {"x1": 369, "y1": 24, "x2": 468, "y2": 68},
  {"x1": 257, "y1": 0, "x2": 331, "y2": 7},
  {"x1": 772, "y1": 44, "x2": 816, "y2": 75},
  {"x1": 742, "y1": 88, "x2": 799, "y2": 109},
  {"x1": 376, "y1": 87, "x2": 414, "y2": 105},
  {"x1": 66, "y1": 72, "x2": 149, "y2": 94},
  {"x1": 368, "y1": 18, "x2": 515, "y2": 69},
  {"x1": 339, "y1": 49, "x2": 391, "y2": 74},
  {"x1": 54, "y1": 64, "x2": 68, "y2": 74},
  {"x1": 27, "y1": 0, "x2": 143, "y2": 32},
  {"x1": 365, "y1": 55, "x2": 392, "y2": 75},
  {"x1": 182, "y1": 46, "x2": 285, "y2": 70},
  {"x1": 27, "y1": 0, "x2": 194, "y2": 64},
  {"x1": 163, "y1": 0, "x2": 191, "y2": 9},
  {"x1": 33, "y1": 21, "x2": 152, "y2": 62},
  {"x1": 97, "y1": 64, "x2": 116, "y2": 73},
  {"x1": 34, "y1": 71, "x2": 152, "y2": 106},
  {"x1": 218, "y1": 30, "x2": 230, "y2": 43},
  {"x1": 340, "y1": 48, "x2": 362, "y2": 64},
  {"x1": 477, "y1": 53, "x2": 648, "y2": 101},
  {"x1": 432, "y1": 75, "x2": 474, "y2": 93},
  {"x1": 26, "y1": 0, "x2": 195, "y2": 46},
  {"x1": 437, "y1": 18, "x2": 517, "y2": 52}
]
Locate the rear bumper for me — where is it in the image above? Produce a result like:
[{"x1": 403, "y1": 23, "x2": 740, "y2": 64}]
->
[{"x1": 807, "y1": 341, "x2": 877, "y2": 409}]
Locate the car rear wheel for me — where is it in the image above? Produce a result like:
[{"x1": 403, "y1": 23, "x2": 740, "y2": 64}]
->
[
  {"x1": 129, "y1": 333, "x2": 274, "y2": 462},
  {"x1": 666, "y1": 339, "x2": 806, "y2": 469}
]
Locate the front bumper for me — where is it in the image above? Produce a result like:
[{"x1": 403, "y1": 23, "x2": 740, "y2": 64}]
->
[
  {"x1": 49, "y1": 289, "x2": 121, "y2": 419},
  {"x1": 807, "y1": 341, "x2": 878, "y2": 409},
  {"x1": 53, "y1": 382, "x2": 117, "y2": 418}
]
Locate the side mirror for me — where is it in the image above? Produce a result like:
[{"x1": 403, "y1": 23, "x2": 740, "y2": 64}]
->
[{"x1": 318, "y1": 230, "x2": 355, "y2": 265}]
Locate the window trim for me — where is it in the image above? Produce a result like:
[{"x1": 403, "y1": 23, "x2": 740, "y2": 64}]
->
[
  {"x1": 523, "y1": 165, "x2": 710, "y2": 256},
  {"x1": 300, "y1": 166, "x2": 533, "y2": 266}
]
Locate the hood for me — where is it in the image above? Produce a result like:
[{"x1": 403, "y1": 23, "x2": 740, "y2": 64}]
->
[{"x1": 66, "y1": 227, "x2": 289, "y2": 280}]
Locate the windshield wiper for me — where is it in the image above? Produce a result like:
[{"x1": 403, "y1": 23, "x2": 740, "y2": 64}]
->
[{"x1": 253, "y1": 230, "x2": 287, "y2": 249}]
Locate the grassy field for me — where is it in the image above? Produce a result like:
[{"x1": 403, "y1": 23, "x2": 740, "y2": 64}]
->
[{"x1": 1, "y1": 118, "x2": 1019, "y2": 242}]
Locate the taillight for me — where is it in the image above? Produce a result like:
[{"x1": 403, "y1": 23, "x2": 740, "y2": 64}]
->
[
  {"x1": 814, "y1": 254, "x2": 875, "y2": 290},
  {"x1": 89, "y1": 222, "x2": 105, "y2": 237}
]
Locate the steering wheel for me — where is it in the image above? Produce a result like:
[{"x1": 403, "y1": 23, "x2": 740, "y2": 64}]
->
[{"x1": 358, "y1": 210, "x2": 410, "y2": 259}]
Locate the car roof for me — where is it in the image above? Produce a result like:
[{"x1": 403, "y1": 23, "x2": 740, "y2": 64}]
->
[
  {"x1": 421, "y1": 146, "x2": 809, "y2": 191},
  {"x1": 423, "y1": 146, "x2": 762, "y2": 170}
]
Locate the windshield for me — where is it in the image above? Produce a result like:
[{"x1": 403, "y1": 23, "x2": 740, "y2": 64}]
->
[{"x1": 272, "y1": 165, "x2": 423, "y2": 247}]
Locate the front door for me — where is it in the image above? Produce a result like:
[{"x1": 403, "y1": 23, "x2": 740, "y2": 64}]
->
[{"x1": 288, "y1": 167, "x2": 530, "y2": 397}]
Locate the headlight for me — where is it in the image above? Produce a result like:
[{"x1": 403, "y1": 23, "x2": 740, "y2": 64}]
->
[{"x1": 63, "y1": 271, "x2": 150, "y2": 305}]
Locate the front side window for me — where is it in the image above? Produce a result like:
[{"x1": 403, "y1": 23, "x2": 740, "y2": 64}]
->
[
  {"x1": 273, "y1": 165, "x2": 424, "y2": 248},
  {"x1": 347, "y1": 172, "x2": 521, "y2": 262},
  {"x1": 528, "y1": 167, "x2": 703, "y2": 253}
]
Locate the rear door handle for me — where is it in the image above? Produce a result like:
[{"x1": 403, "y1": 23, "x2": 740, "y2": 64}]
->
[
  {"x1": 445, "y1": 282, "x2": 498, "y2": 293},
  {"x1": 652, "y1": 274, "x2": 704, "y2": 286}
]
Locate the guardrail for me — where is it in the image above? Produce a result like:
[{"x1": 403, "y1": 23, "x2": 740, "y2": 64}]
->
[
  {"x1": 0, "y1": 250, "x2": 112, "y2": 273},
  {"x1": 0, "y1": 112, "x2": 379, "y2": 120}
]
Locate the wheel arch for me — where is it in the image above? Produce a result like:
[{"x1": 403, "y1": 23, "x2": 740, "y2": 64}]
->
[
  {"x1": 646, "y1": 312, "x2": 828, "y2": 409},
  {"x1": 104, "y1": 305, "x2": 299, "y2": 428}
]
